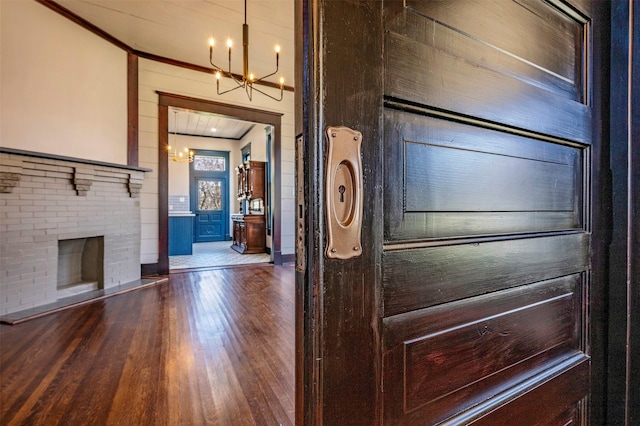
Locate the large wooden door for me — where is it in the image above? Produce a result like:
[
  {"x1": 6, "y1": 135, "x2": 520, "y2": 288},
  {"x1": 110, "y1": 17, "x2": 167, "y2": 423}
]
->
[{"x1": 296, "y1": 0, "x2": 609, "y2": 424}]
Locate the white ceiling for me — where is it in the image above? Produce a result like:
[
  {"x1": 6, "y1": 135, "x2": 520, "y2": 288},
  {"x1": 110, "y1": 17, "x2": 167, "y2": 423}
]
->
[{"x1": 53, "y1": 0, "x2": 294, "y2": 136}]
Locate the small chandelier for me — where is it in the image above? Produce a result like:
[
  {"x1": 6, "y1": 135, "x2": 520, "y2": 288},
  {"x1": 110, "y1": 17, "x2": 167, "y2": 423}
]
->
[
  {"x1": 168, "y1": 110, "x2": 194, "y2": 162},
  {"x1": 208, "y1": 0, "x2": 285, "y2": 102}
]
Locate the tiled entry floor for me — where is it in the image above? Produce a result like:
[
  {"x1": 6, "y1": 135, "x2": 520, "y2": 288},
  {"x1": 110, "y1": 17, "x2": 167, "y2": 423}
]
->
[{"x1": 169, "y1": 241, "x2": 271, "y2": 270}]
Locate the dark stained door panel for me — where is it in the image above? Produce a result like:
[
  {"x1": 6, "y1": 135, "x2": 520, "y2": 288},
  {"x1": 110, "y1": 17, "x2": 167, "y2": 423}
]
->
[
  {"x1": 298, "y1": 0, "x2": 608, "y2": 423},
  {"x1": 380, "y1": 0, "x2": 596, "y2": 423}
]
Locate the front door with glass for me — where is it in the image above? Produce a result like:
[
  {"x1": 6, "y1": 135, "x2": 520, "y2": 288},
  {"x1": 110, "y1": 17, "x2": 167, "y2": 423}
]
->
[{"x1": 190, "y1": 150, "x2": 229, "y2": 242}]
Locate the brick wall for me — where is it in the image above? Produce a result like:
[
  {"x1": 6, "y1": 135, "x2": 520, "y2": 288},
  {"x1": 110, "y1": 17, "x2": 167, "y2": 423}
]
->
[{"x1": 0, "y1": 150, "x2": 147, "y2": 315}]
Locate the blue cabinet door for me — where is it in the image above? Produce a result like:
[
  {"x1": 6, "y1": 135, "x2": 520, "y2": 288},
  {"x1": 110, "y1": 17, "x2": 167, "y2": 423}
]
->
[{"x1": 168, "y1": 216, "x2": 193, "y2": 255}]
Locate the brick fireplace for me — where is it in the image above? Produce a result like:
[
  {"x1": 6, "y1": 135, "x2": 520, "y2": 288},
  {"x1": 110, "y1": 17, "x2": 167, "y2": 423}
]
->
[{"x1": 0, "y1": 149, "x2": 149, "y2": 316}]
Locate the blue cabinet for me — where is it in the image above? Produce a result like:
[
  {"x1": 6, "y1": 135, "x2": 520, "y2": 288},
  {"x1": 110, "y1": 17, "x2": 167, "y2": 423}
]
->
[{"x1": 169, "y1": 215, "x2": 194, "y2": 255}]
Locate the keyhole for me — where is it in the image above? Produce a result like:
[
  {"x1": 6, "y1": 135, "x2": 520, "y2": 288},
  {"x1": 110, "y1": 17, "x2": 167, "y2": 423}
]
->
[{"x1": 338, "y1": 185, "x2": 346, "y2": 202}]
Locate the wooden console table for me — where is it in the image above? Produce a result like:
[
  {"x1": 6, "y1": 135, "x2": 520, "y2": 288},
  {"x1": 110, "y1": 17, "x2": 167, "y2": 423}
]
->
[{"x1": 231, "y1": 214, "x2": 265, "y2": 254}]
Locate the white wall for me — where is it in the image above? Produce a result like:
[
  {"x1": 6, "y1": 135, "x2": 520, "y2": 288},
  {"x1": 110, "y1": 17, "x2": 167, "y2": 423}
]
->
[
  {"x1": 0, "y1": 1, "x2": 127, "y2": 164},
  {"x1": 241, "y1": 125, "x2": 269, "y2": 162},
  {"x1": 138, "y1": 58, "x2": 295, "y2": 264}
]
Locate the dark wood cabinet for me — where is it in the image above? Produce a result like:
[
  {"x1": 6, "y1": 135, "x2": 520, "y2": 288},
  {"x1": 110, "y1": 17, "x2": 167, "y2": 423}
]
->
[
  {"x1": 236, "y1": 161, "x2": 265, "y2": 200},
  {"x1": 231, "y1": 214, "x2": 265, "y2": 254},
  {"x1": 232, "y1": 160, "x2": 266, "y2": 254}
]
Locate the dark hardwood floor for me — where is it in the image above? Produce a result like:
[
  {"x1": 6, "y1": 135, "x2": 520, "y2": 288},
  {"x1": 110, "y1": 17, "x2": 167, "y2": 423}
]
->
[{"x1": 0, "y1": 265, "x2": 295, "y2": 425}]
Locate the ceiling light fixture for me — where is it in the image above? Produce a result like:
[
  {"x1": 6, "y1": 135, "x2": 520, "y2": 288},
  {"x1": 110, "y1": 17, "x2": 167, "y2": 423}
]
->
[
  {"x1": 168, "y1": 110, "x2": 194, "y2": 162},
  {"x1": 208, "y1": 0, "x2": 285, "y2": 101}
]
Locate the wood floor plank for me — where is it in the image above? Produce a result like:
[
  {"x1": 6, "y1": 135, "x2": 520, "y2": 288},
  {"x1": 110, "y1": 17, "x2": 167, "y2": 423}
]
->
[{"x1": 0, "y1": 264, "x2": 295, "y2": 426}]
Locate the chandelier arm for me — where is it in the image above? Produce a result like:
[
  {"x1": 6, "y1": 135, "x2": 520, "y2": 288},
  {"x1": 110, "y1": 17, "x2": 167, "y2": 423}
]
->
[
  {"x1": 214, "y1": 69, "x2": 245, "y2": 86},
  {"x1": 227, "y1": 73, "x2": 246, "y2": 86},
  {"x1": 249, "y1": 84, "x2": 283, "y2": 101},
  {"x1": 221, "y1": 67, "x2": 246, "y2": 87},
  {"x1": 209, "y1": 47, "x2": 224, "y2": 71},
  {"x1": 209, "y1": 58, "x2": 224, "y2": 72},
  {"x1": 254, "y1": 59, "x2": 279, "y2": 82},
  {"x1": 254, "y1": 69, "x2": 279, "y2": 83},
  {"x1": 216, "y1": 70, "x2": 246, "y2": 92},
  {"x1": 217, "y1": 83, "x2": 245, "y2": 96}
]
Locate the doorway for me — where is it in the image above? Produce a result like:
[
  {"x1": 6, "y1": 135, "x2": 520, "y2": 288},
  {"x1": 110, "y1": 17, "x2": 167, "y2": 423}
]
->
[
  {"x1": 158, "y1": 93, "x2": 284, "y2": 274},
  {"x1": 167, "y1": 114, "x2": 273, "y2": 270}
]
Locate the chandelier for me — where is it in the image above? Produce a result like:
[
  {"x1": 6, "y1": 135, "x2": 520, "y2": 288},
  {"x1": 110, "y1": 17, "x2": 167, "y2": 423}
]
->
[
  {"x1": 208, "y1": 0, "x2": 285, "y2": 101},
  {"x1": 168, "y1": 110, "x2": 194, "y2": 162}
]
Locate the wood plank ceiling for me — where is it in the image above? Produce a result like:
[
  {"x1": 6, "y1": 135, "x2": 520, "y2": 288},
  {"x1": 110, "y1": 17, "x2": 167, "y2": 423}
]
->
[{"x1": 169, "y1": 107, "x2": 256, "y2": 139}]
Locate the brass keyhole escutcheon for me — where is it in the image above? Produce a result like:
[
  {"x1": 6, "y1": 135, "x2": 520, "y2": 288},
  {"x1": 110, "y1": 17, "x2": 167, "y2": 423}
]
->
[{"x1": 325, "y1": 126, "x2": 362, "y2": 259}]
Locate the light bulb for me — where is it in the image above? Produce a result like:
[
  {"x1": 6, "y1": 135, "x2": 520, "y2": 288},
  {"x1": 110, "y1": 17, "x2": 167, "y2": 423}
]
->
[
  {"x1": 211, "y1": 128, "x2": 217, "y2": 132},
  {"x1": 216, "y1": 71, "x2": 221, "y2": 79},
  {"x1": 227, "y1": 39, "x2": 233, "y2": 48},
  {"x1": 279, "y1": 76, "x2": 285, "y2": 86},
  {"x1": 209, "y1": 38, "x2": 214, "y2": 47},
  {"x1": 275, "y1": 45, "x2": 281, "y2": 53},
  {"x1": 249, "y1": 73, "x2": 255, "y2": 81}
]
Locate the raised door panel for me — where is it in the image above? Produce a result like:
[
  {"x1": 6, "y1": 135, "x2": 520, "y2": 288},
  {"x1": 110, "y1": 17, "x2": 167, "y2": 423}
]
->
[
  {"x1": 383, "y1": 275, "x2": 587, "y2": 424},
  {"x1": 246, "y1": 161, "x2": 266, "y2": 200},
  {"x1": 243, "y1": 215, "x2": 266, "y2": 254},
  {"x1": 384, "y1": 111, "x2": 583, "y2": 242},
  {"x1": 383, "y1": 233, "x2": 589, "y2": 316},
  {"x1": 384, "y1": 0, "x2": 590, "y2": 143}
]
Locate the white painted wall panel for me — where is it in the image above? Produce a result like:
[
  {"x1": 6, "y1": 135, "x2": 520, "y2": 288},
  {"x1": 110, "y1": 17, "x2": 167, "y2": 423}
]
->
[{"x1": 0, "y1": 1, "x2": 127, "y2": 164}]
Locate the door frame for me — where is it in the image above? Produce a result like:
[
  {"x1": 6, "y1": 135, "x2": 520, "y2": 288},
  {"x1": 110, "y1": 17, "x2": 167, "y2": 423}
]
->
[
  {"x1": 157, "y1": 92, "x2": 283, "y2": 273},
  {"x1": 295, "y1": 1, "x2": 384, "y2": 424},
  {"x1": 607, "y1": 2, "x2": 640, "y2": 423}
]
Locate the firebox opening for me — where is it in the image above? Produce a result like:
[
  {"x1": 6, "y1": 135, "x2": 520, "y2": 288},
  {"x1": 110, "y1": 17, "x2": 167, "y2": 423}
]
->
[{"x1": 57, "y1": 237, "x2": 104, "y2": 298}]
